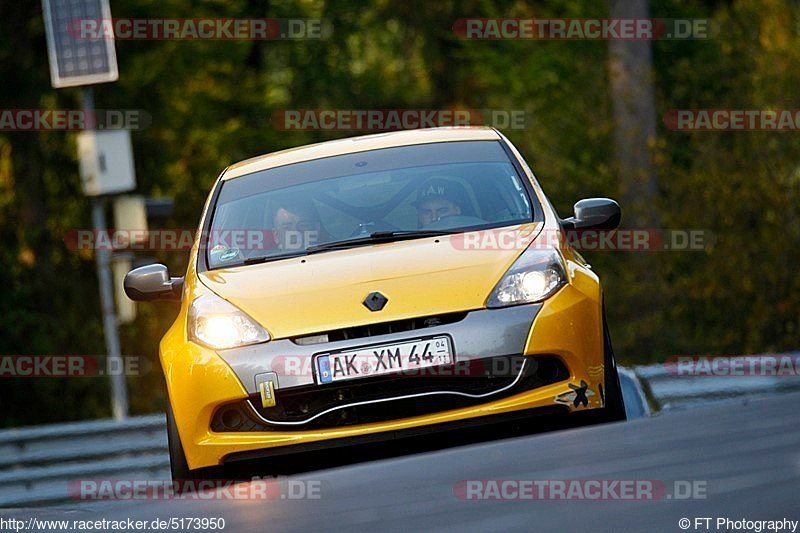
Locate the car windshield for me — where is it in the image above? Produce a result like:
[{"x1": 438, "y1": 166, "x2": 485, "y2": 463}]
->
[{"x1": 205, "y1": 140, "x2": 538, "y2": 269}]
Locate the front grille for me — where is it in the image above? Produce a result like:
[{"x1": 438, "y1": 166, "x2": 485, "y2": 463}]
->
[
  {"x1": 211, "y1": 355, "x2": 569, "y2": 432},
  {"x1": 291, "y1": 312, "x2": 468, "y2": 345}
]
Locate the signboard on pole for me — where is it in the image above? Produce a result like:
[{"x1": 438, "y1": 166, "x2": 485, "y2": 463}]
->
[{"x1": 42, "y1": 0, "x2": 119, "y2": 88}]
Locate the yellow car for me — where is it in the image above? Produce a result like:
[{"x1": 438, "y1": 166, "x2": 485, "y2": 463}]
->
[{"x1": 124, "y1": 127, "x2": 626, "y2": 480}]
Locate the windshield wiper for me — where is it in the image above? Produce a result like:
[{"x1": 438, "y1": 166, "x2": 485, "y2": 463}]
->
[
  {"x1": 222, "y1": 230, "x2": 456, "y2": 266},
  {"x1": 305, "y1": 230, "x2": 455, "y2": 254},
  {"x1": 234, "y1": 251, "x2": 307, "y2": 266}
]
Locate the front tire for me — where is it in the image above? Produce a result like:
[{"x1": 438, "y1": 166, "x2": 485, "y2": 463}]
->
[
  {"x1": 166, "y1": 403, "x2": 195, "y2": 481},
  {"x1": 599, "y1": 313, "x2": 627, "y2": 422},
  {"x1": 166, "y1": 403, "x2": 252, "y2": 484}
]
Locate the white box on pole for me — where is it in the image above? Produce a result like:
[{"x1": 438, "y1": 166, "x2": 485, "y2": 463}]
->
[{"x1": 77, "y1": 130, "x2": 136, "y2": 196}]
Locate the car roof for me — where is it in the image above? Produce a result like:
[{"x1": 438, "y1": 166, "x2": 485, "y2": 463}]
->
[{"x1": 222, "y1": 127, "x2": 501, "y2": 180}]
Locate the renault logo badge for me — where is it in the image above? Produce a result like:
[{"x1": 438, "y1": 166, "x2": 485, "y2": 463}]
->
[{"x1": 363, "y1": 292, "x2": 388, "y2": 311}]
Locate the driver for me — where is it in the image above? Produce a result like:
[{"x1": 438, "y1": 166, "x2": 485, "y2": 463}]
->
[{"x1": 414, "y1": 177, "x2": 470, "y2": 228}]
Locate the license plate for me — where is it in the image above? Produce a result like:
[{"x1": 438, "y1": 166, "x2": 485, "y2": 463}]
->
[{"x1": 316, "y1": 336, "x2": 453, "y2": 384}]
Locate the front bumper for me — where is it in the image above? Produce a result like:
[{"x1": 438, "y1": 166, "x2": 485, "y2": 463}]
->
[
  {"x1": 217, "y1": 303, "x2": 542, "y2": 394},
  {"x1": 211, "y1": 354, "x2": 570, "y2": 431},
  {"x1": 160, "y1": 270, "x2": 604, "y2": 470}
]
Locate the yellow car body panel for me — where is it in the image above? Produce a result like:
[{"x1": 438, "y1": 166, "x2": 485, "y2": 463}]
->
[
  {"x1": 164, "y1": 276, "x2": 604, "y2": 470},
  {"x1": 199, "y1": 224, "x2": 540, "y2": 339},
  {"x1": 163, "y1": 241, "x2": 607, "y2": 470}
]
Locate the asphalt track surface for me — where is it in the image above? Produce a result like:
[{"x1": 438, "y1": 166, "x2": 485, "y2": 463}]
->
[{"x1": 87, "y1": 392, "x2": 800, "y2": 533}]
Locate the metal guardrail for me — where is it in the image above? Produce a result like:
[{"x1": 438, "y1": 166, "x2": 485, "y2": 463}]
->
[
  {"x1": 618, "y1": 366, "x2": 649, "y2": 419},
  {"x1": 0, "y1": 415, "x2": 168, "y2": 508},
  {"x1": 1, "y1": 358, "x2": 797, "y2": 508},
  {"x1": 632, "y1": 353, "x2": 800, "y2": 411}
]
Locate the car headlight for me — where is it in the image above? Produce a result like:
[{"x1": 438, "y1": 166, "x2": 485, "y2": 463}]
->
[
  {"x1": 188, "y1": 293, "x2": 270, "y2": 350},
  {"x1": 487, "y1": 247, "x2": 567, "y2": 308}
]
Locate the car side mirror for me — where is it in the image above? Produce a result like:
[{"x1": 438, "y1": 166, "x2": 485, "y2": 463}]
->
[
  {"x1": 562, "y1": 198, "x2": 621, "y2": 231},
  {"x1": 123, "y1": 264, "x2": 183, "y2": 301}
]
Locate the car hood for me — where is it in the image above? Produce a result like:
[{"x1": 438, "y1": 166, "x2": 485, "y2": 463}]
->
[{"x1": 198, "y1": 223, "x2": 541, "y2": 339}]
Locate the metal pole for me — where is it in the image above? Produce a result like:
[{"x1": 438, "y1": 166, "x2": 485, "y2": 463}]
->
[{"x1": 84, "y1": 87, "x2": 129, "y2": 420}]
